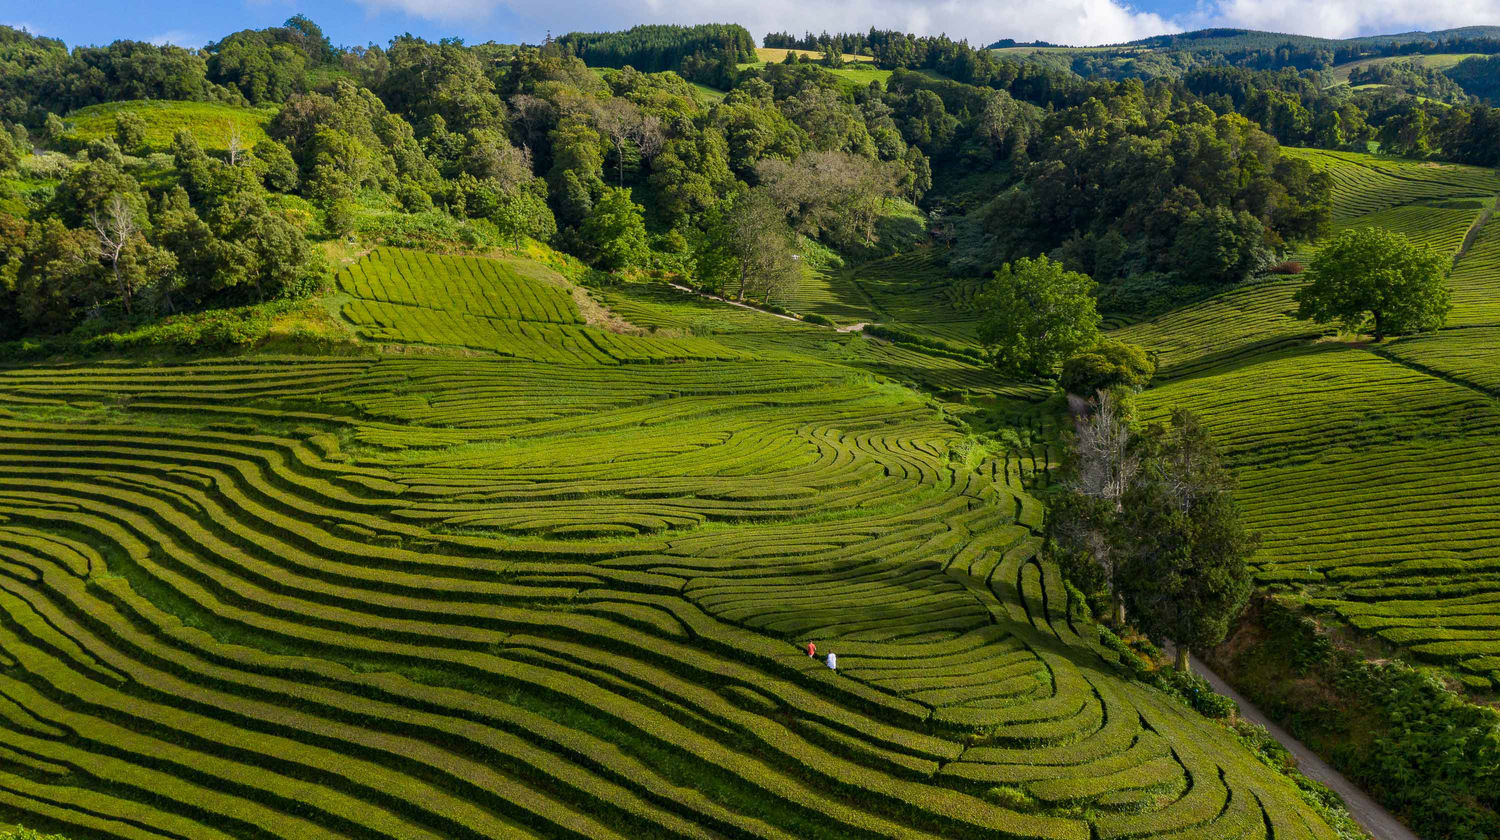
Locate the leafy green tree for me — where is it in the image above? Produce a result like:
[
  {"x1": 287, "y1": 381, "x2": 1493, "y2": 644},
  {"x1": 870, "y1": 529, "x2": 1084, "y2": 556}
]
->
[
  {"x1": 490, "y1": 186, "x2": 557, "y2": 250},
  {"x1": 251, "y1": 139, "x2": 299, "y2": 192},
  {"x1": 0, "y1": 129, "x2": 19, "y2": 173},
  {"x1": 379, "y1": 37, "x2": 506, "y2": 136},
  {"x1": 206, "y1": 188, "x2": 326, "y2": 301},
  {"x1": 579, "y1": 187, "x2": 649, "y2": 271},
  {"x1": 712, "y1": 84, "x2": 805, "y2": 178},
  {"x1": 171, "y1": 129, "x2": 218, "y2": 201},
  {"x1": 1116, "y1": 410, "x2": 1257, "y2": 672},
  {"x1": 1060, "y1": 340, "x2": 1155, "y2": 396},
  {"x1": 1294, "y1": 226, "x2": 1450, "y2": 340},
  {"x1": 113, "y1": 110, "x2": 147, "y2": 153},
  {"x1": 976, "y1": 256, "x2": 1101, "y2": 379},
  {"x1": 150, "y1": 187, "x2": 219, "y2": 310},
  {"x1": 52, "y1": 154, "x2": 145, "y2": 228},
  {"x1": 648, "y1": 128, "x2": 734, "y2": 222},
  {"x1": 1379, "y1": 106, "x2": 1435, "y2": 157},
  {"x1": 1170, "y1": 206, "x2": 1270, "y2": 286},
  {"x1": 726, "y1": 188, "x2": 801, "y2": 303},
  {"x1": 42, "y1": 113, "x2": 65, "y2": 146},
  {"x1": 13, "y1": 218, "x2": 98, "y2": 333},
  {"x1": 323, "y1": 198, "x2": 356, "y2": 239}
]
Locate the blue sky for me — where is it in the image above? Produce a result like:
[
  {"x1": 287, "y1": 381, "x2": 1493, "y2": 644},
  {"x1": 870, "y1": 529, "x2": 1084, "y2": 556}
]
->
[{"x1": 3, "y1": 0, "x2": 1497, "y2": 50}]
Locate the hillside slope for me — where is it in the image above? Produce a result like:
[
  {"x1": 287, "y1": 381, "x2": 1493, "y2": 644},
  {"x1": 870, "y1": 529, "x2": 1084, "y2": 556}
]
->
[
  {"x1": 0, "y1": 250, "x2": 1343, "y2": 838},
  {"x1": 1124, "y1": 148, "x2": 1500, "y2": 692}
]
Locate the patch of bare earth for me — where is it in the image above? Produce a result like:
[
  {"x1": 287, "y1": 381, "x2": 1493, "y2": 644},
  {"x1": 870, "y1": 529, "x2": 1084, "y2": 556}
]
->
[{"x1": 571, "y1": 287, "x2": 643, "y2": 334}]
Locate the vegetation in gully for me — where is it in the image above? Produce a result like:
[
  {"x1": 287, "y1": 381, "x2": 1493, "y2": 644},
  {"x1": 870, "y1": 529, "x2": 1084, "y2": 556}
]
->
[{"x1": 0, "y1": 11, "x2": 1498, "y2": 840}]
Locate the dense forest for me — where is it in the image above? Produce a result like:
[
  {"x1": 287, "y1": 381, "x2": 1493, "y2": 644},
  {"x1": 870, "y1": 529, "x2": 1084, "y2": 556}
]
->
[{"x1": 3, "y1": 17, "x2": 1499, "y2": 344}]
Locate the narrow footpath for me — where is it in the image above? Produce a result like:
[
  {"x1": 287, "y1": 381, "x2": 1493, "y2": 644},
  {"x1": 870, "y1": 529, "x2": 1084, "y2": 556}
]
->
[
  {"x1": 1188, "y1": 652, "x2": 1419, "y2": 840},
  {"x1": 666, "y1": 283, "x2": 806, "y2": 323}
]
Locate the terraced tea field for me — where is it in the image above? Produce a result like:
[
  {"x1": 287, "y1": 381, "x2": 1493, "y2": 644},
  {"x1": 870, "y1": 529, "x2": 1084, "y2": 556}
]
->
[
  {"x1": 0, "y1": 249, "x2": 1339, "y2": 837},
  {"x1": 339, "y1": 248, "x2": 750, "y2": 364},
  {"x1": 1128, "y1": 147, "x2": 1500, "y2": 689}
]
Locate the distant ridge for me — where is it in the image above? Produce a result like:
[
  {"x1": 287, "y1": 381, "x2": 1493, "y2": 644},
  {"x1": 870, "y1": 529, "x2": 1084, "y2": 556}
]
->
[{"x1": 987, "y1": 25, "x2": 1500, "y2": 52}]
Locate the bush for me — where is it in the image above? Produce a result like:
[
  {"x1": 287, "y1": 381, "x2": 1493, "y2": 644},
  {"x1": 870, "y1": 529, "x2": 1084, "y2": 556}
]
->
[
  {"x1": 1059, "y1": 339, "x2": 1155, "y2": 396},
  {"x1": 1215, "y1": 596, "x2": 1500, "y2": 840},
  {"x1": 1154, "y1": 668, "x2": 1238, "y2": 718},
  {"x1": 802, "y1": 312, "x2": 834, "y2": 326},
  {"x1": 1269, "y1": 261, "x2": 1304, "y2": 275}
]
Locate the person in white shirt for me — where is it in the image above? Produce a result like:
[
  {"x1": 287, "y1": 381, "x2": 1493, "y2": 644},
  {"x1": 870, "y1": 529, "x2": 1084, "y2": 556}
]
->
[{"x1": 826, "y1": 652, "x2": 837, "y2": 671}]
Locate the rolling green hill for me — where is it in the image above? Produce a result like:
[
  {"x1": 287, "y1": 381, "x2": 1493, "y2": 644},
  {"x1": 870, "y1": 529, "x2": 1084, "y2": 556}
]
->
[
  {"x1": 0, "y1": 247, "x2": 1345, "y2": 838},
  {"x1": 1122, "y1": 146, "x2": 1500, "y2": 691},
  {"x1": 60, "y1": 100, "x2": 275, "y2": 154}
]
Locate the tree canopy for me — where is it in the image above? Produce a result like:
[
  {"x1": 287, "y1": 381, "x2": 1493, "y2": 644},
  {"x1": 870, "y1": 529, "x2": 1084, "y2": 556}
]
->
[
  {"x1": 1294, "y1": 226, "x2": 1451, "y2": 339},
  {"x1": 976, "y1": 256, "x2": 1101, "y2": 380}
]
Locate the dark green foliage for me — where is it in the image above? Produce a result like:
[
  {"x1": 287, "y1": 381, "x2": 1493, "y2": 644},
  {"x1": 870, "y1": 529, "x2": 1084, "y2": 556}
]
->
[
  {"x1": 269, "y1": 79, "x2": 441, "y2": 201},
  {"x1": 1213, "y1": 598, "x2": 1500, "y2": 840},
  {"x1": 205, "y1": 19, "x2": 327, "y2": 105},
  {"x1": 1118, "y1": 411, "x2": 1257, "y2": 657},
  {"x1": 959, "y1": 92, "x2": 1330, "y2": 313},
  {"x1": 1153, "y1": 667, "x2": 1238, "y2": 717},
  {"x1": 1059, "y1": 340, "x2": 1155, "y2": 396},
  {"x1": 1170, "y1": 206, "x2": 1272, "y2": 286},
  {"x1": 0, "y1": 27, "x2": 236, "y2": 121},
  {"x1": 251, "y1": 139, "x2": 299, "y2": 192},
  {"x1": 489, "y1": 185, "x2": 557, "y2": 249},
  {"x1": 579, "y1": 187, "x2": 649, "y2": 271},
  {"x1": 1294, "y1": 226, "x2": 1451, "y2": 339},
  {"x1": 1347, "y1": 59, "x2": 1470, "y2": 103},
  {"x1": 556, "y1": 24, "x2": 755, "y2": 75},
  {"x1": 1447, "y1": 55, "x2": 1500, "y2": 103},
  {"x1": 378, "y1": 36, "x2": 507, "y2": 136},
  {"x1": 113, "y1": 110, "x2": 146, "y2": 153}
]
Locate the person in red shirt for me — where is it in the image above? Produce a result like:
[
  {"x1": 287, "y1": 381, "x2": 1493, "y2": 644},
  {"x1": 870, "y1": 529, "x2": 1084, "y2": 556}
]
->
[{"x1": 807, "y1": 641, "x2": 816, "y2": 658}]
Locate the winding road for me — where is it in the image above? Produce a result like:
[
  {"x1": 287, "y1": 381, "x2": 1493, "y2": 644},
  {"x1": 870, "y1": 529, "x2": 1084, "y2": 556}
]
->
[{"x1": 1188, "y1": 651, "x2": 1419, "y2": 840}]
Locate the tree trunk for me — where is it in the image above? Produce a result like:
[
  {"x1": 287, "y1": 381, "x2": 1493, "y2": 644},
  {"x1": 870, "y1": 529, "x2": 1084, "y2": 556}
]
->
[
  {"x1": 1372, "y1": 310, "x2": 1383, "y2": 341},
  {"x1": 114, "y1": 262, "x2": 131, "y2": 315},
  {"x1": 1112, "y1": 593, "x2": 1126, "y2": 626},
  {"x1": 1175, "y1": 645, "x2": 1191, "y2": 673}
]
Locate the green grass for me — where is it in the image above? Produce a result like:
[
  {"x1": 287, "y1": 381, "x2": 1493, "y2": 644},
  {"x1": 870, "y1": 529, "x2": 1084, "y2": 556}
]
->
[
  {"x1": 0, "y1": 242, "x2": 1345, "y2": 838},
  {"x1": 1136, "y1": 342, "x2": 1500, "y2": 686},
  {"x1": 1124, "y1": 143, "x2": 1500, "y2": 694},
  {"x1": 61, "y1": 100, "x2": 275, "y2": 153},
  {"x1": 336, "y1": 247, "x2": 749, "y2": 364},
  {"x1": 1329, "y1": 52, "x2": 1485, "y2": 84}
]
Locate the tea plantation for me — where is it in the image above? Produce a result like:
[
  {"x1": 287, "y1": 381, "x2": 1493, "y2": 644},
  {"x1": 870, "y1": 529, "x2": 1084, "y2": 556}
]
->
[
  {"x1": 1129, "y1": 148, "x2": 1500, "y2": 691},
  {"x1": 0, "y1": 249, "x2": 1340, "y2": 837}
]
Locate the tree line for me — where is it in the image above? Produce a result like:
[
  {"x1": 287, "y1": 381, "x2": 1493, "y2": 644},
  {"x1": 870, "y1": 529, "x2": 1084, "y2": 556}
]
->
[{"x1": 0, "y1": 14, "x2": 1479, "y2": 344}]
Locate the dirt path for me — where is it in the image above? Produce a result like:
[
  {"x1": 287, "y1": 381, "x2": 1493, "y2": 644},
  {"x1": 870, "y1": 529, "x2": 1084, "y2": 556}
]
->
[
  {"x1": 1454, "y1": 196, "x2": 1499, "y2": 265},
  {"x1": 1188, "y1": 652, "x2": 1418, "y2": 840},
  {"x1": 836, "y1": 322, "x2": 870, "y2": 333},
  {"x1": 667, "y1": 284, "x2": 808, "y2": 324}
]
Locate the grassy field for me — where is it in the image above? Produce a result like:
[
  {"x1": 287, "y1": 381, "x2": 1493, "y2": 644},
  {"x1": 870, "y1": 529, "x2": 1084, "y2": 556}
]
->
[
  {"x1": 1127, "y1": 145, "x2": 1500, "y2": 690},
  {"x1": 1328, "y1": 52, "x2": 1484, "y2": 84},
  {"x1": 0, "y1": 241, "x2": 1343, "y2": 837},
  {"x1": 62, "y1": 100, "x2": 276, "y2": 153},
  {"x1": 739, "y1": 49, "x2": 896, "y2": 89}
]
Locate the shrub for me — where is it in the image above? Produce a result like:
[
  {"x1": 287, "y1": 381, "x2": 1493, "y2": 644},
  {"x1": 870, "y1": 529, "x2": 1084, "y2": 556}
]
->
[
  {"x1": 802, "y1": 312, "x2": 834, "y2": 326},
  {"x1": 1269, "y1": 261, "x2": 1304, "y2": 275}
]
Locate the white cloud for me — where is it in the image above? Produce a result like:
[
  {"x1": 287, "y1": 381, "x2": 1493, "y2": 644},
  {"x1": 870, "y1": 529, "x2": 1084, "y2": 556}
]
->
[
  {"x1": 353, "y1": 0, "x2": 1179, "y2": 46},
  {"x1": 1197, "y1": 0, "x2": 1500, "y2": 39},
  {"x1": 350, "y1": 0, "x2": 1500, "y2": 46}
]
